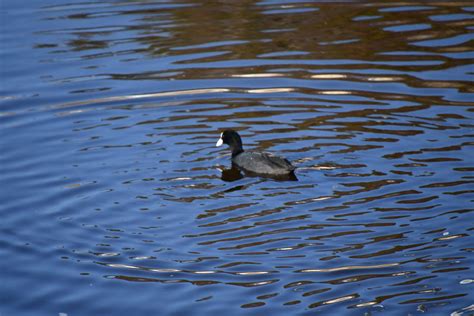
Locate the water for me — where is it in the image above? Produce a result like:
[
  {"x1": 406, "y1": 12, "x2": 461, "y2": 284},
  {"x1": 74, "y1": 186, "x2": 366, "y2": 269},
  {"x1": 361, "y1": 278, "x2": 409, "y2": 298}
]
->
[{"x1": 1, "y1": 1, "x2": 473, "y2": 315}]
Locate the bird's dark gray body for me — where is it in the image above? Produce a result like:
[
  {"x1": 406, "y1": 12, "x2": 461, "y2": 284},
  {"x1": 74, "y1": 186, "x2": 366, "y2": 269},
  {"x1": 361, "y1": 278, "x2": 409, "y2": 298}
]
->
[
  {"x1": 216, "y1": 129, "x2": 296, "y2": 176},
  {"x1": 233, "y1": 151, "x2": 295, "y2": 175}
]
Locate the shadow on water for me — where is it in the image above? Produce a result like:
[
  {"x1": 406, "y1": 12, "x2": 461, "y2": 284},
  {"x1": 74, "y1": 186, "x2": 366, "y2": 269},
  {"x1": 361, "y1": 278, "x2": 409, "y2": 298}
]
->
[{"x1": 220, "y1": 165, "x2": 245, "y2": 182}]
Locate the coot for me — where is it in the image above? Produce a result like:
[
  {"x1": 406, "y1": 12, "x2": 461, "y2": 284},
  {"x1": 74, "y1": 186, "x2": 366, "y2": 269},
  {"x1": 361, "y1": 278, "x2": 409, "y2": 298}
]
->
[{"x1": 216, "y1": 130, "x2": 296, "y2": 175}]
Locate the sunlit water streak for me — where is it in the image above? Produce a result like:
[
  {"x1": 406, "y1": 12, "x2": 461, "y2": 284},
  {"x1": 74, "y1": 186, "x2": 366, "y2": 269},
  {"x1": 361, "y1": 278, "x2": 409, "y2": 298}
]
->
[{"x1": 1, "y1": 1, "x2": 473, "y2": 315}]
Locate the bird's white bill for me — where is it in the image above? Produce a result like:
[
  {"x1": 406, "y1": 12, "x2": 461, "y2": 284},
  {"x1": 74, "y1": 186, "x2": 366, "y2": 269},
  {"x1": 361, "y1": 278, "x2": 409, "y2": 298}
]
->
[{"x1": 216, "y1": 132, "x2": 224, "y2": 147}]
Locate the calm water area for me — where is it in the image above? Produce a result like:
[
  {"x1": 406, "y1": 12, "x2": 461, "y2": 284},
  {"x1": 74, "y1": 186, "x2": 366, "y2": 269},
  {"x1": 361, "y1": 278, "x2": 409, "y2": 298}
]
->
[{"x1": 1, "y1": 1, "x2": 473, "y2": 315}]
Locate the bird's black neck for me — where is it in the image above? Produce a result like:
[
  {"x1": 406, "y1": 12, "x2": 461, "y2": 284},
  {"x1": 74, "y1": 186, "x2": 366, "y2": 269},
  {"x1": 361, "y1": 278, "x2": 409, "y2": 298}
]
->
[{"x1": 231, "y1": 146, "x2": 244, "y2": 157}]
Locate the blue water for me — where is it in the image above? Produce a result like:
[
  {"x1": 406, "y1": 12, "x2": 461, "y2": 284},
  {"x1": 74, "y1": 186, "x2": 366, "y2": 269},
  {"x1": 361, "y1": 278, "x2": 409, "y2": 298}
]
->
[{"x1": 1, "y1": 1, "x2": 473, "y2": 315}]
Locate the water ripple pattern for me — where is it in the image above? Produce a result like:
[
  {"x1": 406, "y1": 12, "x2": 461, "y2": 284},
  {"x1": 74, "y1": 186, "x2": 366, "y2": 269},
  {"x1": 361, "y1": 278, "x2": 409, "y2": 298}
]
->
[{"x1": 1, "y1": 1, "x2": 473, "y2": 315}]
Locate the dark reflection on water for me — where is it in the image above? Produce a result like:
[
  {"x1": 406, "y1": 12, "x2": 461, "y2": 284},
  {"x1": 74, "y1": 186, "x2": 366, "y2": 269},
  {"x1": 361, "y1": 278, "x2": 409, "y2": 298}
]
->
[
  {"x1": 221, "y1": 165, "x2": 245, "y2": 182},
  {"x1": 1, "y1": 0, "x2": 473, "y2": 315}
]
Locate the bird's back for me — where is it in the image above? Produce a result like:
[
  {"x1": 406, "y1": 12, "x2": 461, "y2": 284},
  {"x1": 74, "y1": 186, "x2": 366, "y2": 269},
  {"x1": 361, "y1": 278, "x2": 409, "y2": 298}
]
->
[{"x1": 233, "y1": 151, "x2": 295, "y2": 175}]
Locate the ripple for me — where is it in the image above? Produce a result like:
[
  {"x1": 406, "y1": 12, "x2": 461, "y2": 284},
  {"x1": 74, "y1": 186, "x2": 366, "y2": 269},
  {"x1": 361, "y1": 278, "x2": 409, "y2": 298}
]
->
[
  {"x1": 2, "y1": 0, "x2": 473, "y2": 315},
  {"x1": 411, "y1": 33, "x2": 474, "y2": 47}
]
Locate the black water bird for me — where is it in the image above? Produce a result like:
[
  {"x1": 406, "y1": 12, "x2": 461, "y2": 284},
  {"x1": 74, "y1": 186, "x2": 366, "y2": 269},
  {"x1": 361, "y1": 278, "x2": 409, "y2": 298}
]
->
[{"x1": 216, "y1": 130, "x2": 296, "y2": 178}]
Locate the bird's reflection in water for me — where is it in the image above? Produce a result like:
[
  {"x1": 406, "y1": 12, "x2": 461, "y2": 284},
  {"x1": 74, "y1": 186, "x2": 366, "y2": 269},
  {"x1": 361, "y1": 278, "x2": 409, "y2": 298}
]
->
[
  {"x1": 220, "y1": 165, "x2": 244, "y2": 182},
  {"x1": 220, "y1": 164, "x2": 298, "y2": 182}
]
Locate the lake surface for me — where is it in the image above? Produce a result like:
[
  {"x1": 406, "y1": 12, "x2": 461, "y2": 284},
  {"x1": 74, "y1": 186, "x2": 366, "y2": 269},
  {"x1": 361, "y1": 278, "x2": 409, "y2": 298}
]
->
[{"x1": 1, "y1": 1, "x2": 473, "y2": 315}]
